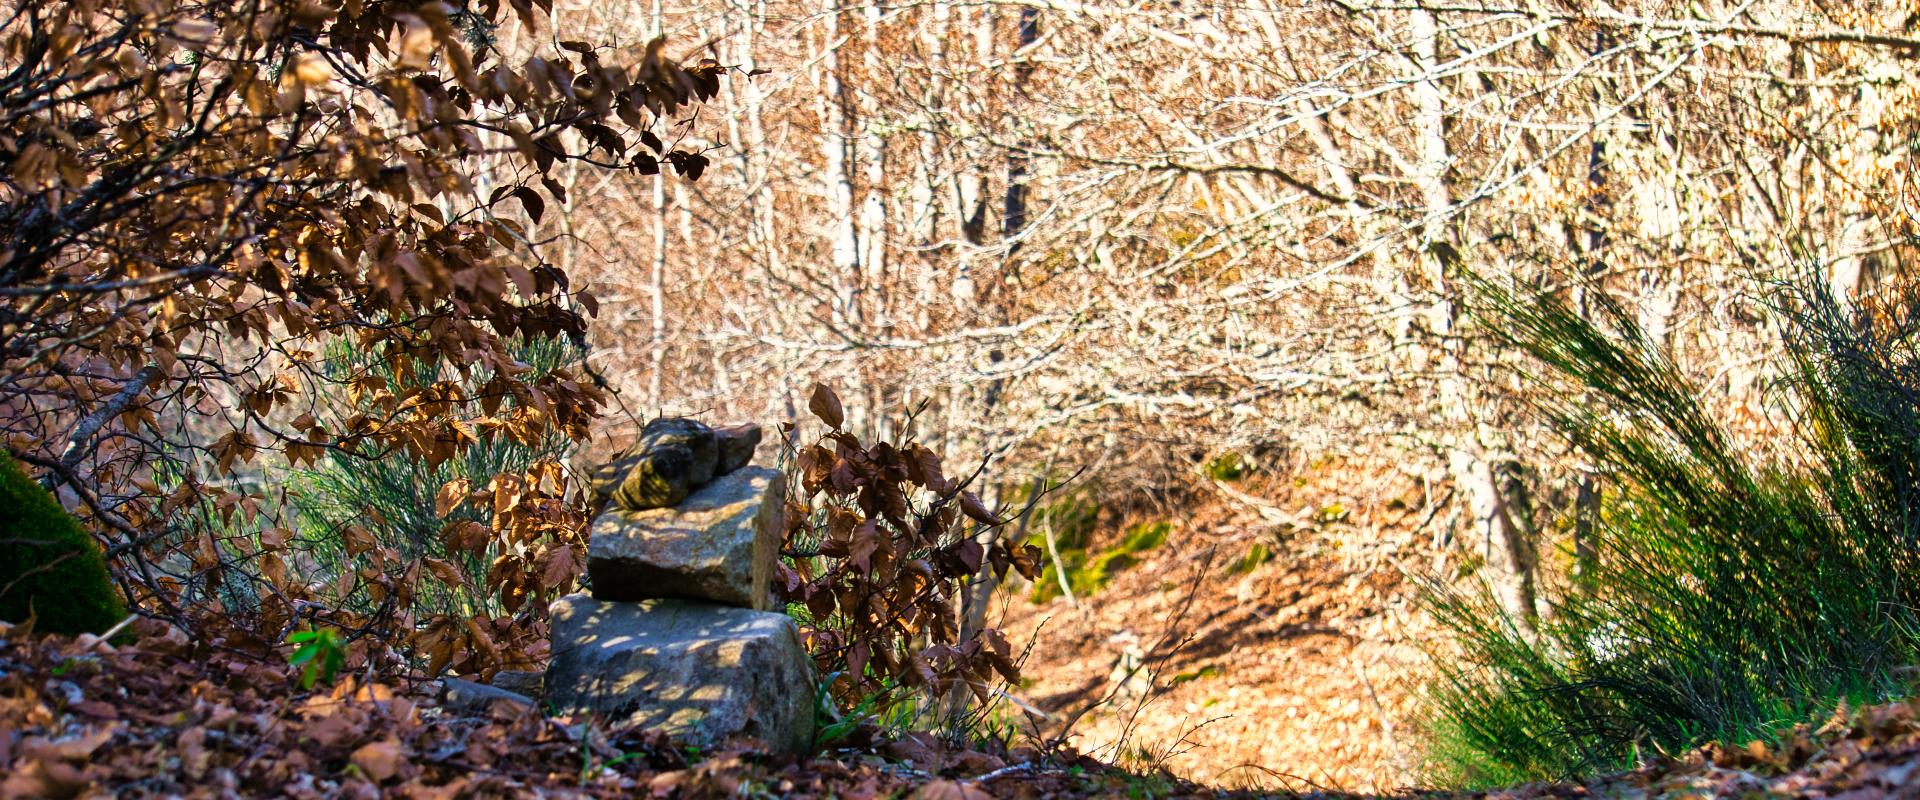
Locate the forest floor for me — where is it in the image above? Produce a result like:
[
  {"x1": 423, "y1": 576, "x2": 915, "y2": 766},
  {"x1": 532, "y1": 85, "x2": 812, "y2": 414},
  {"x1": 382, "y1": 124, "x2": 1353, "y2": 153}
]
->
[
  {"x1": 989, "y1": 459, "x2": 1441, "y2": 794},
  {"x1": 7, "y1": 595, "x2": 1920, "y2": 797},
  {"x1": 12, "y1": 463, "x2": 1920, "y2": 798},
  {"x1": 0, "y1": 621, "x2": 1252, "y2": 799}
]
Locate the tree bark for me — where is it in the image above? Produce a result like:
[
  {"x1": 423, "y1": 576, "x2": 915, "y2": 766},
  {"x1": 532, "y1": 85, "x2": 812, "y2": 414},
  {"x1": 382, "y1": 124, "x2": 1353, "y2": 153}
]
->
[
  {"x1": 1411, "y1": 4, "x2": 1539, "y2": 631},
  {"x1": 820, "y1": 0, "x2": 861, "y2": 326}
]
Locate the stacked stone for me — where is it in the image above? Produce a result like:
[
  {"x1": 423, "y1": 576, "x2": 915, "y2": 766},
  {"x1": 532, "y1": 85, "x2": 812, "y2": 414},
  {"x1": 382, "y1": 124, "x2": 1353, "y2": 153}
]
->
[{"x1": 545, "y1": 418, "x2": 816, "y2": 754}]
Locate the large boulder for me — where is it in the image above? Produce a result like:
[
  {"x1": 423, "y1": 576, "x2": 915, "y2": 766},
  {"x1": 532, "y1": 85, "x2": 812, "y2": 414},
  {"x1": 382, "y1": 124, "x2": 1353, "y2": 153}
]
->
[
  {"x1": 546, "y1": 594, "x2": 815, "y2": 755},
  {"x1": 611, "y1": 418, "x2": 720, "y2": 511},
  {"x1": 588, "y1": 466, "x2": 784, "y2": 610}
]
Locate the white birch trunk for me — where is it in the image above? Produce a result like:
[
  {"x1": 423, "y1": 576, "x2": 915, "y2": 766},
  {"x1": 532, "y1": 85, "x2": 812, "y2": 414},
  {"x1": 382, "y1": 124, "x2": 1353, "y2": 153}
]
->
[
  {"x1": 1412, "y1": 6, "x2": 1538, "y2": 630},
  {"x1": 820, "y1": 0, "x2": 861, "y2": 326}
]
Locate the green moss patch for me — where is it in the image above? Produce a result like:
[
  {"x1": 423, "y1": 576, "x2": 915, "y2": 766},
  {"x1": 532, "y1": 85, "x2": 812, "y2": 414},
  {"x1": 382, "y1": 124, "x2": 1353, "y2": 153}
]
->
[
  {"x1": 0, "y1": 455, "x2": 124, "y2": 634},
  {"x1": 1170, "y1": 665, "x2": 1222, "y2": 685},
  {"x1": 1202, "y1": 451, "x2": 1248, "y2": 481},
  {"x1": 1228, "y1": 542, "x2": 1273, "y2": 575},
  {"x1": 1030, "y1": 521, "x2": 1171, "y2": 603}
]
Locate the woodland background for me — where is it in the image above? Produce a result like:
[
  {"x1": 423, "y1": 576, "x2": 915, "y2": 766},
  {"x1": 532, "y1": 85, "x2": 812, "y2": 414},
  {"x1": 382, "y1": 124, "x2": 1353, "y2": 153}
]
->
[
  {"x1": 547, "y1": 0, "x2": 1920, "y2": 785},
  {"x1": 557, "y1": 0, "x2": 1920, "y2": 629},
  {"x1": 6, "y1": 0, "x2": 1920, "y2": 794}
]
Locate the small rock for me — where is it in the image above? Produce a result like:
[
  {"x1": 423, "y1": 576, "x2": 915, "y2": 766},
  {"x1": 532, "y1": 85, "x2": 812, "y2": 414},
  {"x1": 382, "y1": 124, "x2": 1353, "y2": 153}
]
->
[
  {"x1": 441, "y1": 677, "x2": 533, "y2": 715},
  {"x1": 490, "y1": 669, "x2": 544, "y2": 700},
  {"x1": 611, "y1": 418, "x2": 719, "y2": 511},
  {"x1": 44, "y1": 679, "x2": 82, "y2": 706},
  {"x1": 712, "y1": 423, "x2": 763, "y2": 475},
  {"x1": 885, "y1": 731, "x2": 940, "y2": 767},
  {"x1": 589, "y1": 466, "x2": 784, "y2": 610},
  {"x1": 588, "y1": 450, "x2": 646, "y2": 516},
  {"x1": 949, "y1": 749, "x2": 1007, "y2": 775},
  {"x1": 545, "y1": 594, "x2": 816, "y2": 755}
]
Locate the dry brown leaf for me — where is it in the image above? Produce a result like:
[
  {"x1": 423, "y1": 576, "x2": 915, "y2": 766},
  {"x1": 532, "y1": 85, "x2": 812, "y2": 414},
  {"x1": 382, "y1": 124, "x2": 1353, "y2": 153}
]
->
[
  {"x1": 535, "y1": 544, "x2": 583, "y2": 591},
  {"x1": 350, "y1": 738, "x2": 406, "y2": 782},
  {"x1": 291, "y1": 53, "x2": 333, "y2": 87},
  {"x1": 959, "y1": 491, "x2": 1001, "y2": 525},
  {"x1": 911, "y1": 780, "x2": 992, "y2": 800},
  {"x1": 0, "y1": 757, "x2": 92, "y2": 799},
  {"x1": 809, "y1": 383, "x2": 845, "y2": 429},
  {"x1": 434, "y1": 478, "x2": 472, "y2": 517}
]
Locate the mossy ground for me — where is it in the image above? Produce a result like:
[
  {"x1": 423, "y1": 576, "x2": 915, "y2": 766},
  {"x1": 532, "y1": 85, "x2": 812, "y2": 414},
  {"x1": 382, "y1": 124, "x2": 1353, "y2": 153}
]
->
[{"x1": 1031, "y1": 520, "x2": 1171, "y2": 603}]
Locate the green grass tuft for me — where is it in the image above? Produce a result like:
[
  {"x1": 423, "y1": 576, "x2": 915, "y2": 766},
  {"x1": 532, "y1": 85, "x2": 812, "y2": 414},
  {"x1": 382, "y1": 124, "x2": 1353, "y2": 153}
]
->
[
  {"x1": 1229, "y1": 542, "x2": 1273, "y2": 575},
  {"x1": 1420, "y1": 273, "x2": 1920, "y2": 786}
]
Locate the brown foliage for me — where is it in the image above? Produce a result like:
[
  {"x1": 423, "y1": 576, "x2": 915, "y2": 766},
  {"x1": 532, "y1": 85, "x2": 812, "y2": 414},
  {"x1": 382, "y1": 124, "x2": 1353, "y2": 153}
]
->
[
  {"x1": 416, "y1": 458, "x2": 590, "y2": 677},
  {"x1": 0, "y1": 0, "x2": 716, "y2": 666},
  {"x1": 779, "y1": 384, "x2": 1042, "y2": 709},
  {"x1": 1486, "y1": 701, "x2": 1920, "y2": 798}
]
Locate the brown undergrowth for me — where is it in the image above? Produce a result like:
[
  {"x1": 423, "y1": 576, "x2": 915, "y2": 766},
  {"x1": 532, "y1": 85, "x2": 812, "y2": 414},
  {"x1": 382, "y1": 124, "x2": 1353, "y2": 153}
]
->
[{"x1": 990, "y1": 455, "x2": 1920, "y2": 798}]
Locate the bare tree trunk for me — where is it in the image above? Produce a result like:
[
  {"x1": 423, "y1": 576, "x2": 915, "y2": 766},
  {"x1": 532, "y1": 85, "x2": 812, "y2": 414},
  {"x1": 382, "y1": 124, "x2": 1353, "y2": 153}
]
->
[
  {"x1": 1567, "y1": 30, "x2": 1614, "y2": 592},
  {"x1": 645, "y1": 0, "x2": 669, "y2": 414},
  {"x1": 1001, "y1": 7, "x2": 1037, "y2": 254},
  {"x1": 1832, "y1": 44, "x2": 1892, "y2": 306},
  {"x1": 944, "y1": 6, "x2": 1042, "y2": 728},
  {"x1": 646, "y1": 174, "x2": 669, "y2": 413},
  {"x1": 858, "y1": 0, "x2": 889, "y2": 306},
  {"x1": 1410, "y1": 5, "x2": 1538, "y2": 631},
  {"x1": 740, "y1": 0, "x2": 780, "y2": 279},
  {"x1": 1572, "y1": 473, "x2": 1599, "y2": 589},
  {"x1": 820, "y1": 0, "x2": 861, "y2": 327}
]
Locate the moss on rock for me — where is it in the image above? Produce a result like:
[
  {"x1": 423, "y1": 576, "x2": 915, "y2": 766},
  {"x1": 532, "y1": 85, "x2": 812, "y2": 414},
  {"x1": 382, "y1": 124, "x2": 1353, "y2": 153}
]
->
[{"x1": 0, "y1": 455, "x2": 125, "y2": 634}]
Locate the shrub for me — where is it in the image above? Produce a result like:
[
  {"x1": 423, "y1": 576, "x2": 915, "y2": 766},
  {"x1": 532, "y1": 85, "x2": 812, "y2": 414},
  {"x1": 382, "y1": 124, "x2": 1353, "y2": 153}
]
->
[
  {"x1": 285, "y1": 335, "x2": 591, "y2": 677},
  {"x1": 1422, "y1": 275, "x2": 1920, "y2": 787},
  {"x1": 0, "y1": 456, "x2": 124, "y2": 634},
  {"x1": 290, "y1": 335, "x2": 580, "y2": 621},
  {"x1": 0, "y1": 0, "x2": 717, "y2": 643},
  {"x1": 779, "y1": 384, "x2": 1042, "y2": 715}
]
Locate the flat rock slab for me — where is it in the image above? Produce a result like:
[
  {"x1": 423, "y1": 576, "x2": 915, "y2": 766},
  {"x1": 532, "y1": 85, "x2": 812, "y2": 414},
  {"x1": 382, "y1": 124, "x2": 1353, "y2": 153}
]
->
[
  {"x1": 490, "y1": 669, "x2": 544, "y2": 700},
  {"x1": 589, "y1": 466, "x2": 783, "y2": 610},
  {"x1": 546, "y1": 594, "x2": 815, "y2": 755}
]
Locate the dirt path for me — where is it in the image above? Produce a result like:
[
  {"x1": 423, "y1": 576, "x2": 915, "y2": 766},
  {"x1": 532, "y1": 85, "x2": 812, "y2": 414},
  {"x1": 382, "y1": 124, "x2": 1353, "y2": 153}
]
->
[{"x1": 992, "y1": 479, "x2": 1439, "y2": 793}]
